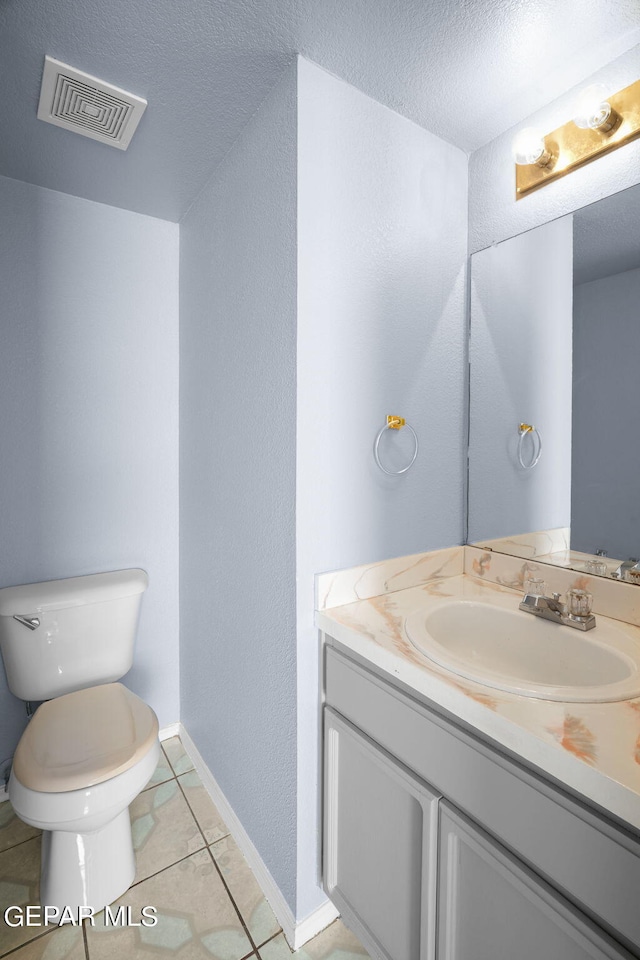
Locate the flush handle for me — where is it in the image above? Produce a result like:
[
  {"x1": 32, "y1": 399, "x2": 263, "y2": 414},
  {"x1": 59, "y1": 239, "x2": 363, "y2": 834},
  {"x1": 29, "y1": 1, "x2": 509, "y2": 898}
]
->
[{"x1": 13, "y1": 615, "x2": 40, "y2": 630}]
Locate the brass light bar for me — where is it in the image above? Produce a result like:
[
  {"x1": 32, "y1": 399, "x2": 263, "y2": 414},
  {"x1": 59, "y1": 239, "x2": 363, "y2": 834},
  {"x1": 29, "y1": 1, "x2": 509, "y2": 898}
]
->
[{"x1": 516, "y1": 78, "x2": 640, "y2": 199}]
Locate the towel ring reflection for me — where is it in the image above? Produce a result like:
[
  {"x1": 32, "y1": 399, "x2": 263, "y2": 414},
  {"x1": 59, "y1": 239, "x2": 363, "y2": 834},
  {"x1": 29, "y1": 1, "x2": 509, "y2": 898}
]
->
[
  {"x1": 374, "y1": 416, "x2": 419, "y2": 476},
  {"x1": 517, "y1": 422, "x2": 542, "y2": 469}
]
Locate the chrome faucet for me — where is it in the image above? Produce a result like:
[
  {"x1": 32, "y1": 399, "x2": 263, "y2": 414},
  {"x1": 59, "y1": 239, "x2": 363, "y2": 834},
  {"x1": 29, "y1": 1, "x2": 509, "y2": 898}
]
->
[
  {"x1": 613, "y1": 558, "x2": 640, "y2": 581},
  {"x1": 519, "y1": 589, "x2": 596, "y2": 631}
]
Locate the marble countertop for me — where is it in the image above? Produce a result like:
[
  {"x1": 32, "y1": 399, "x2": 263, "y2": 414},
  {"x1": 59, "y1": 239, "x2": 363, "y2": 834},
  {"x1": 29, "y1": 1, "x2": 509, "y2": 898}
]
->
[{"x1": 316, "y1": 574, "x2": 640, "y2": 833}]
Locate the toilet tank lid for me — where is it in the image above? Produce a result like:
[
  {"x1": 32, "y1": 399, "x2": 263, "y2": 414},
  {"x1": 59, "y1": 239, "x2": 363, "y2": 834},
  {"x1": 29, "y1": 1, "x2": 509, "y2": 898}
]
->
[{"x1": 0, "y1": 568, "x2": 149, "y2": 616}]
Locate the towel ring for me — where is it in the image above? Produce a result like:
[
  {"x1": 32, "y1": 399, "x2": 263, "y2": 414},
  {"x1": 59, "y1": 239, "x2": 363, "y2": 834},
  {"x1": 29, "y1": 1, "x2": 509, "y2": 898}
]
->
[
  {"x1": 374, "y1": 416, "x2": 419, "y2": 476},
  {"x1": 517, "y1": 422, "x2": 542, "y2": 469}
]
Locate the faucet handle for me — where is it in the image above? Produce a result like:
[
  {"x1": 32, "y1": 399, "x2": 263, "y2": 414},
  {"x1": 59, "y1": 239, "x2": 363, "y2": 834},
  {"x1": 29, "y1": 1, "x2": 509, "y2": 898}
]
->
[
  {"x1": 567, "y1": 588, "x2": 593, "y2": 618},
  {"x1": 523, "y1": 576, "x2": 546, "y2": 596},
  {"x1": 552, "y1": 592, "x2": 562, "y2": 602}
]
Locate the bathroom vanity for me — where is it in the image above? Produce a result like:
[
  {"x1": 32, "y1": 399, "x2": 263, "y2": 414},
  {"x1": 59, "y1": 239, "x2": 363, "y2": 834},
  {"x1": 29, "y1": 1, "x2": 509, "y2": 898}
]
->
[
  {"x1": 315, "y1": 102, "x2": 640, "y2": 960},
  {"x1": 318, "y1": 571, "x2": 640, "y2": 960}
]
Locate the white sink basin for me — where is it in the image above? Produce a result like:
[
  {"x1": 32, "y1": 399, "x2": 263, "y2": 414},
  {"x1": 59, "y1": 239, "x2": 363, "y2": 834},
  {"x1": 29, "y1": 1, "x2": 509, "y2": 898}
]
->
[{"x1": 405, "y1": 600, "x2": 640, "y2": 702}]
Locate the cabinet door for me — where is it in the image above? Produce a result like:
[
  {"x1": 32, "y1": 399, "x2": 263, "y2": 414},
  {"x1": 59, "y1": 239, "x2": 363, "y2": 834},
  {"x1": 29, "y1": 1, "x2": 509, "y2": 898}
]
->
[
  {"x1": 324, "y1": 708, "x2": 440, "y2": 960},
  {"x1": 438, "y1": 803, "x2": 632, "y2": 960}
]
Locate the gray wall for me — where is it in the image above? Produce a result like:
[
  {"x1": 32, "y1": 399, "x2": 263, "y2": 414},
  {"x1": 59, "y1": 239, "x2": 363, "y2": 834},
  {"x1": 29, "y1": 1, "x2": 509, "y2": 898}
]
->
[
  {"x1": 179, "y1": 66, "x2": 298, "y2": 910},
  {"x1": 0, "y1": 174, "x2": 180, "y2": 765},
  {"x1": 572, "y1": 266, "x2": 640, "y2": 559},
  {"x1": 296, "y1": 58, "x2": 468, "y2": 918},
  {"x1": 179, "y1": 56, "x2": 468, "y2": 922},
  {"x1": 469, "y1": 43, "x2": 640, "y2": 254},
  {"x1": 468, "y1": 217, "x2": 573, "y2": 543}
]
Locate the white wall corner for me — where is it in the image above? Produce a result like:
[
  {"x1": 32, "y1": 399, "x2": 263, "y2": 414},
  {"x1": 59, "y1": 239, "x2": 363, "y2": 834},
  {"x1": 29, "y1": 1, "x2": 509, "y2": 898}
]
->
[{"x1": 178, "y1": 723, "x2": 338, "y2": 949}]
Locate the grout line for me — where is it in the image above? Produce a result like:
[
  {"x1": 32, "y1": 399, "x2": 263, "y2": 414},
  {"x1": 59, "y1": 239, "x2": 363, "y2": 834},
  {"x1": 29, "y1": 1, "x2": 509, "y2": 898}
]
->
[
  {"x1": 205, "y1": 845, "x2": 259, "y2": 953},
  {"x1": 82, "y1": 918, "x2": 90, "y2": 960},
  {"x1": 0, "y1": 925, "x2": 56, "y2": 959},
  {"x1": 160, "y1": 741, "x2": 180, "y2": 773},
  {"x1": 256, "y1": 928, "x2": 286, "y2": 952},
  {"x1": 160, "y1": 744, "x2": 180, "y2": 777},
  {"x1": 205, "y1": 831, "x2": 232, "y2": 846},
  {"x1": 173, "y1": 765, "x2": 258, "y2": 950},
  {"x1": 141, "y1": 745, "x2": 178, "y2": 792},
  {"x1": 117, "y1": 747, "x2": 194, "y2": 889},
  {"x1": 87, "y1": 841, "x2": 259, "y2": 956},
  {"x1": 163, "y1": 752, "x2": 195, "y2": 778},
  {"x1": 176, "y1": 772, "x2": 231, "y2": 845},
  {"x1": 0, "y1": 832, "x2": 41, "y2": 856},
  {"x1": 206, "y1": 832, "x2": 232, "y2": 844},
  {"x1": 174, "y1": 739, "x2": 281, "y2": 952},
  {"x1": 141, "y1": 773, "x2": 175, "y2": 793},
  {"x1": 175, "y1": 773, "x2": 208, "y2": 845},
  {"x1": 128, "y1": 846, "x2": 207, "y2": 890}
]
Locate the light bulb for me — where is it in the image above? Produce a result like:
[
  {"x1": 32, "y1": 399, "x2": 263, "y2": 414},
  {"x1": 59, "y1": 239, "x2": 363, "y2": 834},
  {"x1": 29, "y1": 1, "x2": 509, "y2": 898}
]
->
[
  {"x1": 573, "y1": 84, "x2": 612, "y2": 130},
  {"x1": 512, "y1": 128, "x2": 548, "y2": 166}
]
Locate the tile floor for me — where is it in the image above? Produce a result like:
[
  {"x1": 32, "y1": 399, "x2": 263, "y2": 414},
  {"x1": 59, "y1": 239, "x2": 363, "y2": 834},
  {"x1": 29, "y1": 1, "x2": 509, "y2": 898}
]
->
[{"x1": 0, "y1": 738, "x2": 370, "y2": 960}]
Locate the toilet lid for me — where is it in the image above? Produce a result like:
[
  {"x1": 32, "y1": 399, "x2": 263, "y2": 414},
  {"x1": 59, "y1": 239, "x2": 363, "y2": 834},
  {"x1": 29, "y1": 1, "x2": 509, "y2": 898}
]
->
[{"x1": 13, "y1": 682, "x2": 159, "y2": 793}]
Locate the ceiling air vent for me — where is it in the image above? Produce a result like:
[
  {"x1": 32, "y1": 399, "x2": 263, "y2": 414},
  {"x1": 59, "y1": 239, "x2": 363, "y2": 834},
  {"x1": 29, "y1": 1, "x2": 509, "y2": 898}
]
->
[{"x1": 37, "y1": 56, "x2": 147, "y2": 150}]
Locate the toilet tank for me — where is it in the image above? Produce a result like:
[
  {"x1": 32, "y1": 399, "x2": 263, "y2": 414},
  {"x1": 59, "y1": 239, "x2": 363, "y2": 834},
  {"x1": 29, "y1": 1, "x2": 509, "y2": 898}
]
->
[{"x1": 0, "y1": 569, "x2": 148, "y2": 701}]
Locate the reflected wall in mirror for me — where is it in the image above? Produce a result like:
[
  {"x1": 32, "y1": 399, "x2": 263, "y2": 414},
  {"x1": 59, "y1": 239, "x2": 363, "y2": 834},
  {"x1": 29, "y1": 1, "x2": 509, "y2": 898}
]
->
[{"x1": 468, "y1": 182, "x2": 640, "y2": 583}]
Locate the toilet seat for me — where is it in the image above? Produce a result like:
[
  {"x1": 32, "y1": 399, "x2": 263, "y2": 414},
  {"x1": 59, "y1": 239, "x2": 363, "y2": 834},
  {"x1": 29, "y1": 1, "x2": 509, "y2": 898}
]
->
[
  {"x1": 10, "y1": 741, "x2": 160, "y2": 832},
  {"x1": 13, "y1": 682, "x2": 159, "y2": 793}
]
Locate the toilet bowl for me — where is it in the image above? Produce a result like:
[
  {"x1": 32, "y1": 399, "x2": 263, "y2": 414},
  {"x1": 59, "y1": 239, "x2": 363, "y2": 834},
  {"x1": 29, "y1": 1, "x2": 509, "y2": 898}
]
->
[
  {"x1": 0, "y1": 570, "x2": 159, "y2": 914},
  {"x1": 9, "y1": 681, "x2": 159, "y2": 913}
]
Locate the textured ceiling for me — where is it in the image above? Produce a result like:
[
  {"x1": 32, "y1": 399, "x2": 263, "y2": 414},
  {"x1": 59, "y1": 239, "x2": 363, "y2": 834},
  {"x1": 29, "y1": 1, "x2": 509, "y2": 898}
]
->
[
  {"x1": 0, "y1": 0, "x2": 639, "y2": 221},
  {"x1": 573, "y1": 182, "x2": 640, "y2": 286}
]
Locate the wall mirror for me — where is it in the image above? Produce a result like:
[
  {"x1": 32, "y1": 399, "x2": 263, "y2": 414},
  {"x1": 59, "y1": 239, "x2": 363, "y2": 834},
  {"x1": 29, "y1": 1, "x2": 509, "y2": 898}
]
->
[{"x1": 467, "y1": 182, "x2": 640, "y2": 583}]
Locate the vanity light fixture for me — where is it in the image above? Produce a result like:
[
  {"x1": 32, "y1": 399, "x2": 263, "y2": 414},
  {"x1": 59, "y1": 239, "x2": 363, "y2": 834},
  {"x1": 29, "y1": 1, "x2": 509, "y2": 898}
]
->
[
  {"x1": 512, "y1": 128, "x2": 552, "y2": 167},
  {"x1": 573, "y1": 84, "x2": 615, "y2": 132},
  {"x1": 514, "y1": 77, "x2": 640, "y2": 199}
]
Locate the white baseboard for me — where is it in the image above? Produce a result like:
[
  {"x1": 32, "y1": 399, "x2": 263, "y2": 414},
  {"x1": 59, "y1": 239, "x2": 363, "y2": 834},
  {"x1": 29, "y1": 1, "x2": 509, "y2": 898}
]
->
[
  {"x1": 178, "y1": 723, "x2": 338, "y2": 950},
  {"x1": 159, "y1": 722, "x2": 181, "y2": 741},
  {"x1": 291, "y1": 898, "x2": 340, "y2": 950}
]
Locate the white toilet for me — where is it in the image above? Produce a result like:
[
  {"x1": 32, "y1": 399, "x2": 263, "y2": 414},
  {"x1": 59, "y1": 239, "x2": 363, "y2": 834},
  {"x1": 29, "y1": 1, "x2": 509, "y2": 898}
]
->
[{"x1": 0, "y1": 569, "x2": 160, "y2": 915}]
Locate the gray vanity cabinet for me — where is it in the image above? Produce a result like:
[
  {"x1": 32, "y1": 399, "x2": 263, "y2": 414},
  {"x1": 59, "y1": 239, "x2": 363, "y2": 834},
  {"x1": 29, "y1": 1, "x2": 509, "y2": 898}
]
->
[
  {"x1": 438, "y1": 804, "x2": 628, "y2": 960},
  {"x1": 324, "y1": 709, "x2": 439, "y2": 960},
  {"x1": 322, "y1": 642, "x2": 639, "y2": 960}
]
